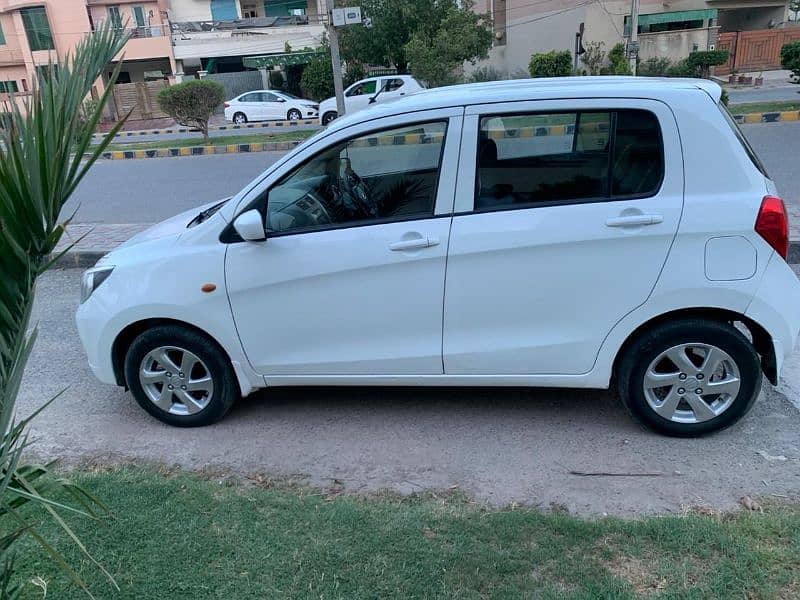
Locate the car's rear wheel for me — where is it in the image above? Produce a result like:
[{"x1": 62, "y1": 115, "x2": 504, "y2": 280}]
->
[
  {"x1": 287, "y1": 108, "x2": 302, "y2": 121},
  {"x1": 233, "y1": 112, "x2": 247, "y2": 125},
  {"x1": 124, "y1": 325, "x2": 239, "y2": 427},
  {"x1": 322, "y1": 111, "x2": 337, "y2": 125},
  {"x1": 617, "y1": 319, "x2": 761, "y2": 437}
]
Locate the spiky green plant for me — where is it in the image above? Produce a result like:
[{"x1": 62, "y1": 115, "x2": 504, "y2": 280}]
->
[{"x1": 0, "y1": 23, "x2": 130, "y2": 597}]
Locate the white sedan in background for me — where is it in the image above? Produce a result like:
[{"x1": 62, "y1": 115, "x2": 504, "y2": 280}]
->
[{"x1": 224, "y1": 90, "x2": 319, "y2": 124}]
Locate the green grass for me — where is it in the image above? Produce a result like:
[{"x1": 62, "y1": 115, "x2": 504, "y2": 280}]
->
[
  {"x1": 104, "y1": 129, "x2": 319, "y2": 151},
  {"x1": 728, "y1": 100, "x2": 800, "y2": 115},
  {"x1": 12, "y1": 468, "x2": 800, "y2": 599}
]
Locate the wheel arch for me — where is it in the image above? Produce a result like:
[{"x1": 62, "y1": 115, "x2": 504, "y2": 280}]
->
[
  {"x1": 111, "y1": 318, "x2": 245, "y2": 392},
  {"x1": 612, "y1": 307, "x2": 776, "y2": 385}
]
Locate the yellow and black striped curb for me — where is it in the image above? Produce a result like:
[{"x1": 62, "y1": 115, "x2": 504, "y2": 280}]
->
[
  {"x1": 733, "y1": 110, "x2": 800, "y2": 124},
  {"x1": 91, "y1": 139, "x2": 305, "y2": 160},
  {"x1": 91, "y1": 119, "x2": 320, "y2": 140}
]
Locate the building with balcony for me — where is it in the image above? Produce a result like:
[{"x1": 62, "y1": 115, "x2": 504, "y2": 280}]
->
[
  {"x1": 0, "y1": 0, "x2": 176, "y2": 114},
  {"x1": 87, "y1": 0, "x2": 176, "y2": 83},
  {"x1": 168, "y1": 0, "x2": 325, "y2": 76}
]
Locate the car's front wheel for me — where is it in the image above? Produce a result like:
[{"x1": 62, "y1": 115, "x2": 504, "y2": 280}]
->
[
  {"x1": 617, "y1": 319, "x2": 762, "y2": 437},
  {"x1": 287, "y1": 108, "x2": 302, "y2": 121},
  {"x1": 124, "y1": 325, "x2": 239, "y2": 427},
  {"x1": 322, "y1": 111, "x2": 337, "y2": 125},
  {"x1": 232, "y1": 112, "x2": 247, "y2": 125}
]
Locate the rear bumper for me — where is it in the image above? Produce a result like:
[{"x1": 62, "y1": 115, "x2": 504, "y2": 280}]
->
[{"x1": 745, "y1": 253, "x2": 800, "y2": 381}]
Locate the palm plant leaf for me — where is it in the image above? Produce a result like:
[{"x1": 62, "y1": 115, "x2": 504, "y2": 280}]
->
[{"x1": 0, "y1": 21, "x2": 130, "y2": 596}]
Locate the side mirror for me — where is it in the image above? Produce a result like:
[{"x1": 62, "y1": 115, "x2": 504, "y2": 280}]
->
[
  {"x1": 233, "y1": 209, "x2": 267, "y2": 241},
  {"x1": 277, "y1": 97, "x2": 286, "y2": 103}
]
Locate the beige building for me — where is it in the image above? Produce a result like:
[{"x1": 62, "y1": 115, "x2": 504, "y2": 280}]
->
[
  {"x1": 473, "y1": 0, "x2": 790, "y2": 74},
  {"x1": 0, "y1": 0, "x2": 175, "y2": 112}
]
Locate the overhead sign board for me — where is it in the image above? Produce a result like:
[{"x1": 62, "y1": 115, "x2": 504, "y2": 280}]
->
[{"x1": 332, "y1": 6, "x2": 361, "y2": 26}]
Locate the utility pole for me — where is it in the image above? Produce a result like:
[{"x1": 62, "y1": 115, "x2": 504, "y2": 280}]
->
[
  {"x1": 326, "y1": 0, "x2": 346, "y2": 116},
  {"x1": 628, "y1": 0, "x2": 639, "y2": 75}
]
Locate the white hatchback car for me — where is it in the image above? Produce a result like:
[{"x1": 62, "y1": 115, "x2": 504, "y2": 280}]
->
[
  {"x1": 78, "y1": 77, "x2": 800, "y2": 436},
  {"x1": 223, "y1": 90, "x2": 318, "y2": 124},
  {"x1": 318, "y1": 74, "x2": 423, "y2": 125}
]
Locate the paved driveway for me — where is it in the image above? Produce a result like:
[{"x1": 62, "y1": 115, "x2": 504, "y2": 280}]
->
[{"x1": 19, "y1": 269, "x2": 800, "y2": 516}]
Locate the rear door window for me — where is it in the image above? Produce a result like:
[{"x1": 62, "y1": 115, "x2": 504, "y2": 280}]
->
[{"x1": 475, "y1": 109, "x2": 663, "y2": 211}]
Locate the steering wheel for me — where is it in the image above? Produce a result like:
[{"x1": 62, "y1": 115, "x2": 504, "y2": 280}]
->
[{"x1": 339, "y1": 161, "x2": 375, "y2": 219}]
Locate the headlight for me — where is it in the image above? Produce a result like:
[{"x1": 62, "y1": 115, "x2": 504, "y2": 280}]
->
[{"x1": 80, "y1": 267, "x2": 114, "y2": 303}]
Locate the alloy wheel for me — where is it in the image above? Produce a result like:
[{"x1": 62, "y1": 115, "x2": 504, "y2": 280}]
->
[
  {"x1": 139, "y1": 346, "x2": 214, "y2": 416},
  {"x1": 643, "y1": 343, "x2": 741, "y2": 424}
]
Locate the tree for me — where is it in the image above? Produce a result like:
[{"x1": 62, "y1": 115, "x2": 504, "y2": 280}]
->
[
  {"x1": 605, "y1": 43, "x2": 631, "y2": 75},
  {"x1": 781, "y1": 41, "x2": 800, "y2": 83},
  {"x1": 580, "y1": 41, "x2": 606, "y2": 76},
  {"x1": 0, "y1": 22, "x2": 128, "y2": 596},
  {"x1": 685, "y1": 49, "x2": 729, "y2": 78},
  {"x1": 339, "y1": 0, "x2": 491, "y2": 78},
  {"x1": 157, "y1": 79, "x2": 225, "y2": 142},
  {"x1": 528, "y1": 50, "x2": 572, "y2": 78},
  {"x1": 300, "y1": 57, "x2": 335, "y2": 101},
  {"x1": 404, "y1": 0, "x2": 493, "y2": 87}
]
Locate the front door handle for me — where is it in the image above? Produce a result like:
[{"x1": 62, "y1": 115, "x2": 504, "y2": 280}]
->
[
  {"x1": 605, "y1": 214, "x2": 664, "y2": 228},
  {"x1": 389, "y1": 236, "x2": 439, "y2": 251}
]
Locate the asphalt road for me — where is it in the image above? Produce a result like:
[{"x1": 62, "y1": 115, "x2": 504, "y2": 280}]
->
[
  {"x1": 67, "y1": 121, "x2": 800, "y2": 226},
  {"x1": 18, "y1": 268, "x2": 800, "y2": 516},
  {"x1": 92, "y1": 123, "x2": 321, "y2": 146},
  {"x1": 65, "y1": 151, "x2": 284, "y2": 223}
]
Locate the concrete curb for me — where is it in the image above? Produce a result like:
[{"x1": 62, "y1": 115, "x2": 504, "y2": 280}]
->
[
  {"x1": 54, "y1": 242, "x2": 800, "y2": 270},
  {"x1": 91, "y1": 139, "x2": 306, "y2": 160},
  {"x1": 91, "y1": 119, "x2": 319, "y2": 140},
  {"x1": 733, "y1": 110, "x2": 800, "y2": 124}
]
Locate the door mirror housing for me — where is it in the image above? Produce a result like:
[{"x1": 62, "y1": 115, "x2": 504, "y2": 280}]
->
[
  {"x1": 233, "y1": 209, "x2": 267, "y2": 241},
  {"x1": 276, "y1": 97, "x2": 286, "y2": 103}
]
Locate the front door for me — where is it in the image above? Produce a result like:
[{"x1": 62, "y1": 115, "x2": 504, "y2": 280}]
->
[
  {"x1": 344, "y1": 79, "x2": 377, "y2": 114},
  {"x1": 443, "y1": 100, "x2": 684, "y2": 375},
  {"x1": 226, "y1": 113, "x2": 462, "y2": 376}
]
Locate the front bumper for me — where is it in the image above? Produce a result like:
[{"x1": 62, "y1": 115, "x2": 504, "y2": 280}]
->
[{"x1": 76, "y1": 297, "x2": 119, "y2": 386}]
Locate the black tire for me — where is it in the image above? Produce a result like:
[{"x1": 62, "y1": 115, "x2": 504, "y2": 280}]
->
[
  {"x1": 616, "y1": 319, "x2": 762, "y2": 437},
  {"x1": 322, "y1": 111, "x2": 337, "y2": 125},
  {"x1": 287, "y1": 108, "x2": 302, "y2": 121},
  {"x1": 124, "y1": 325, "x2": 239, "y2": 427},
  {"x1": 233, "y1": 112, "x2": 247, "y2": 124}
]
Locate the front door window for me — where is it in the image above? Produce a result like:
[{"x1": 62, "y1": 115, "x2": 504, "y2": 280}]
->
[{"x1": 264, "y1": 121, "x2": 447, "y2": 234}]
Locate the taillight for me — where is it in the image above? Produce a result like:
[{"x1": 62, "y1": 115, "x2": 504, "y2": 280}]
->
[
  {"x1": 755, "y1": 195, "x2": 789, "y2": 260},
  {"x1": 223, "y1": 102, "x2": 230, "y2": 108}
]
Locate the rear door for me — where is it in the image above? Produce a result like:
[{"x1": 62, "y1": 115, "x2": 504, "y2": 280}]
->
[
  {"x1": 443, "y1": 99, "x2": 683, "y2": 375},
  {"x1": 237, "y1": 92, "x2": 264, "y2": 121}
]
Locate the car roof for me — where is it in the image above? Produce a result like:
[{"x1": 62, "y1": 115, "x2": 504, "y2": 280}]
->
[{"x1": 327, "y1": 76, "x2": 720, "y2": 132}]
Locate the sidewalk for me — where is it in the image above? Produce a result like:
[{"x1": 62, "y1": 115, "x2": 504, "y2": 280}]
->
[{"x1": 54, "y1": 223, "x2": 149, "y2": 267}]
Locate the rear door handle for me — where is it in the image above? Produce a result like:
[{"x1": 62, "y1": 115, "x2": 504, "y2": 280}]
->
[
  {"x1": 389, "y1": 236, "x2": 439, "y2": 251},
  {"x1": 605, "y1": 214, "x2": 664, "y2": 228}
]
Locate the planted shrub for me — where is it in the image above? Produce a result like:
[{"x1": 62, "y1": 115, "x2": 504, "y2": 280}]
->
[
  {"x1": 528, "y1": 50, "x2": 572, "y2": 78},
  {"x1": 781, "y1": 41, "x2": 800, "y2": 83},
  {"x1": 157, "y1": 79, "x2": 225, "y2": 142}
]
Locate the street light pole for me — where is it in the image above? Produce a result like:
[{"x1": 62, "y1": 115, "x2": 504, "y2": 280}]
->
[
  {"x1": 628, "y1": 0, "x2": 639, "y2": 75},
  {"x1": 326, "y1": 0, "x2": 346, "y2": 116}
]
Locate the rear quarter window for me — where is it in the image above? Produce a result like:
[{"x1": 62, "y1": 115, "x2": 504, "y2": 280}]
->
[{"x1": 718, "y1": 103, "x2": 770, "y2": 178}]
